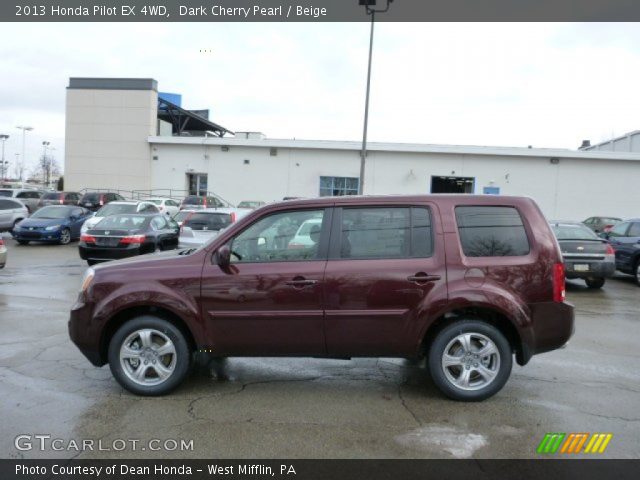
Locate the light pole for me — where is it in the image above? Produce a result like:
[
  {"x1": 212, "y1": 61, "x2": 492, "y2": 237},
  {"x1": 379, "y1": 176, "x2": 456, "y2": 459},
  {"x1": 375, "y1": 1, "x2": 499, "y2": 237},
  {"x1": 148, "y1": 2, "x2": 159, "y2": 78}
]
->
[
  {"x1": 0, "y1": 134, "x2": 8, "y2": 181},
  {"x1": 358, "y1": 0, "x2": 393, "y2": 195},
  {"x1": 16, "y1": 125, "x2": 33, "y2": 186},
  {"x1": 42, "y1": 141, "x2": 50, "y2": 186}
]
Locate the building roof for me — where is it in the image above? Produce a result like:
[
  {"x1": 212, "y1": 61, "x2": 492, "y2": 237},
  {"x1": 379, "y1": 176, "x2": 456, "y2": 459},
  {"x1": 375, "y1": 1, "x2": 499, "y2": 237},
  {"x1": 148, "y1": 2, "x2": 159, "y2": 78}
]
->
[
  {"x1": 580, "y1": 130, "x2": 640, "y2": 151},
  {"x1": 148, "y1": 135, "x2": 640, "y2": 162}
]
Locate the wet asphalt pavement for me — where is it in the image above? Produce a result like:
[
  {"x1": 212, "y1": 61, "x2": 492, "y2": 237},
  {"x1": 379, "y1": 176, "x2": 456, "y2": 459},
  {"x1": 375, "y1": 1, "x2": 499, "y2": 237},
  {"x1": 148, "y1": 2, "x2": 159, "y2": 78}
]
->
[{"x1": 0, "y1": 235, "x2": 638, "y2": 460}]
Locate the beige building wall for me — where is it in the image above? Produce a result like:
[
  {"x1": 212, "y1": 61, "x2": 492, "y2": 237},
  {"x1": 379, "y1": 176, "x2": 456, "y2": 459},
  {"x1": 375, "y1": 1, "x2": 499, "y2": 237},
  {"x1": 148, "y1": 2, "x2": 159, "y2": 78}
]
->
[{"x1": 65, "y1": 78, "x2": 157, "y2": 193}]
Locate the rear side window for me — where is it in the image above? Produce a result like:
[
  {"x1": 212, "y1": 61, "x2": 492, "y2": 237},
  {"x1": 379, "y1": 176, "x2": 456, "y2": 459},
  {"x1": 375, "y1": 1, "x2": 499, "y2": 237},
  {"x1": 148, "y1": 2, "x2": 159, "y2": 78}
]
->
[
  {"x1": 185, "y1": 212, "x2": 231, "y2": 231},
  {"x1": 339, "y1": 207, "x2": 433, "y2": 259},
  {"x1": 455, "y1": 206, "x2": 530, "y2": 257},
  {"x1": 628, "y1": 223, "x2": 640, "y2": 237}
]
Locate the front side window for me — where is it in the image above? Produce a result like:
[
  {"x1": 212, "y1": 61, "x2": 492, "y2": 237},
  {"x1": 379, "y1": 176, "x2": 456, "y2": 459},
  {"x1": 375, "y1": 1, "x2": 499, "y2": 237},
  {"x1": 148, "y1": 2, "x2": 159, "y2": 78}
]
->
[
  {"x1": 150, "y1": 216, "x2": 167, "y2": 230},
  {"x1": 319, "y1": 176, "x2": 359, "y2": 197},
  {"x1": 339, "y1": 207, "x2": 433, "y2": 259},
  {"x1": 231, "y1": 209, "x2": 325, "y2": 263},
  {"x1": 456, "y1": 206, "x2": 530, "y2": 257}
]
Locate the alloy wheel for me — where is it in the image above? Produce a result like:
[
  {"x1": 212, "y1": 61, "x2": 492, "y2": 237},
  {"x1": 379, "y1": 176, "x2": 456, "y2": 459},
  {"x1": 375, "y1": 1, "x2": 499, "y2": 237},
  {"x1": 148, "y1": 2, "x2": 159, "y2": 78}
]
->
[
  {"x1": 119, "y1": 329, "x2": 177, "y2": 386},
  {"x1": 60, "y1": 228, "x2": 71, "y2": 245},
  {"x1": 441, "y1": 333, "x2": 501, "y2": 391}
]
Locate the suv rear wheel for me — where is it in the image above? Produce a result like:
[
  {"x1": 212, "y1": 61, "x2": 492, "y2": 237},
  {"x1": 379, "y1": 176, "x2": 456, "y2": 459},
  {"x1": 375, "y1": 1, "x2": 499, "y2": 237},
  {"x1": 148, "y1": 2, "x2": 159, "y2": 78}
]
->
[
  {"x1": 635, "y1": 259, "x2": 640, "y2": 286},
  {"x1": 428, "y1": 319, "x2": 512, "y2": 401},
  {"x1": 108, "y1": 316, "x2": 191, "y2": 396}
]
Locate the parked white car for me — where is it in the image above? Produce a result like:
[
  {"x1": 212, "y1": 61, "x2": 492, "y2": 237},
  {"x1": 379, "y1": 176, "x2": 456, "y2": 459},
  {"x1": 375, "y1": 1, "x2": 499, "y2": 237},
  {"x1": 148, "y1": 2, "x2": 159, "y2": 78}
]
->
[
  {"x1": 288, "y1": 218, "x2": 323, "y2": 248},
  {"x1": 0, "y1": 198, "x2": 29, "y2": 233},
  {"x1": 145, "y1": 197, "x2": 180, "y2": 217},
  {"x1": 80, "y1": 201, "x2": 159, "y2": 234},
  {"x1": 178, "y1": 208, "x2": 251, "y2": 249}
]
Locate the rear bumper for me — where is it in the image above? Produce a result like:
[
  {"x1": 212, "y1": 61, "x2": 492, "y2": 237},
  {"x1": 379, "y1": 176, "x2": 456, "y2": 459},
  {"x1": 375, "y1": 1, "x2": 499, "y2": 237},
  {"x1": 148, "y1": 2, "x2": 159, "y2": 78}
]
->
[
  {"x1": 564, "y1": 259, "x2": 616, "y2": 279},
  {"x1": 79, "y1": 244, "x2": 142, "y2": 262},
  {"x1": 521, "y1": 301, "x2": 574, "y2": 364}
]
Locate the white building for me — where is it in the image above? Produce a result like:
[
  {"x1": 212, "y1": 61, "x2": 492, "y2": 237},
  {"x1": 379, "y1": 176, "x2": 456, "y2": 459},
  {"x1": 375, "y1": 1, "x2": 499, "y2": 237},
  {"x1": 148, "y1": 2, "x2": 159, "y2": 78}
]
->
[{"x1": 65, "y1": 78, "x2": 640, "y2": 220}]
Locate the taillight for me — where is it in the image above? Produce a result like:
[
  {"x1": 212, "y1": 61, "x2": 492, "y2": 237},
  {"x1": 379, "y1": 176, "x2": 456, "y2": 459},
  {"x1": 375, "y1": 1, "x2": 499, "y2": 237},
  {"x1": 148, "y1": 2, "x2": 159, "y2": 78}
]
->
[
  {"x1": 230, "y1": 212, "x2": 237, "y2": 223},
  {"x1": 59, "y1": 197, "x2": 63, "y2": 205},
  {"x1": 99, "y1": 195, "x2": 104, "y2": 206},
  {"x1": 81, "y1": 234, "x2": 96, "y2": 243},
  {"x1": 119, "y1": 235, "x2": 146, "y2": 244},
  {"x1": 553, "y1": 262, "x2": 565, "y2": 303},
  {"x1": 0, "y1": 238, "x2": 5, "y2": 246},
  {"x1": 203, "y1": 197, "x2": 207, "y2": 207},
  {"x1": 606, "y1": 244, "x2": 615, "y2": 255}
]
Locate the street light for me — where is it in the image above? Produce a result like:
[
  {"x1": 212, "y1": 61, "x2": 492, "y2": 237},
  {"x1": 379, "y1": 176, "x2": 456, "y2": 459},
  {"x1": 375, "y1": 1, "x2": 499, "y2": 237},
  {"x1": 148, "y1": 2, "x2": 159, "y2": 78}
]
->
[
  {"x1": 42, "y1": 141, "x2": 50, "y2": 186},
  {"x1": 0, "y1": 134, "x2": 8, "y2": 181},
  {"x1": 358, "y1": 0, "x2": 394, "y2": 195},
  {"x1": 16, "y1": 125, "x2": 34, "y2": 185}
]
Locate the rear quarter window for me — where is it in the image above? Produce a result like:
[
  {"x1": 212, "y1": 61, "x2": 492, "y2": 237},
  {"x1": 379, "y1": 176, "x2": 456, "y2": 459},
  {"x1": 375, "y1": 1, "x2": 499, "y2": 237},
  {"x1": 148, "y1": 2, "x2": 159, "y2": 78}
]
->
[{"x1": 455, "y1": 206, "x2": 530, "y2": 257}]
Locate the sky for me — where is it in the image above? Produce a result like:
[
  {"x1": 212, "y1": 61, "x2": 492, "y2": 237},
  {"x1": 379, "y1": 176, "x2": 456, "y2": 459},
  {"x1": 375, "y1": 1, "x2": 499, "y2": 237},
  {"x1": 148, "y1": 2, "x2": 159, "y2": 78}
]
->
[{"x1": 2, "y1": 22, "x2": 640, "y2": 175}]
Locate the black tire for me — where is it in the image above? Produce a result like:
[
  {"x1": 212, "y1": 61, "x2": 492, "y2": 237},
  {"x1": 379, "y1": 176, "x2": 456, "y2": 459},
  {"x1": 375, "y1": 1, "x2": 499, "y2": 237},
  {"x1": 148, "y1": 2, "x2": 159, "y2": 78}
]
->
[
  {"x1": 11, "y1": 219, "x2": 23, "y2": 234},
  {"x1": 428, "y1": 319, "x2": 512, "y2": 401},
  {"x1": 59, "y1": 228, "x2": 71, "y2": 245},
  {"x1": 585, "y1": 277, "x2": 605, "y2": 289},
  {"x1": 87, "y1": 260, "x2": 98, "y2": 266},
  {"x1": 17, "y1": 240, "x2": 30, "y2": 245},
  {"x1": 108, "y1": 315, "x2": 191, "y2": 396},
  {"x1": 634, "y1": 259, "x2": 640, "y2": 286}
]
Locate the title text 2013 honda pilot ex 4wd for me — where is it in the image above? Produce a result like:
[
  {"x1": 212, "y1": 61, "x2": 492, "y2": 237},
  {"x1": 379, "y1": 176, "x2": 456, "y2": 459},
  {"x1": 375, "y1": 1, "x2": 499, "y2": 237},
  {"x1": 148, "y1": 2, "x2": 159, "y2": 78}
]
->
[{"x1": 69, "y1": 195, "x2": 574, "y2": 401}]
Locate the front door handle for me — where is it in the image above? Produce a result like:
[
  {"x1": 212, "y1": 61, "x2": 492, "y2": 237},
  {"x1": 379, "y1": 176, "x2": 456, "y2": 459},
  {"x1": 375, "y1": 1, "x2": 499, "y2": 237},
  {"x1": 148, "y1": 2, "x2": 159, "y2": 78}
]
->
[
  {"x1": 407, "y1": 272, "x2": 441, "y2": 284},
  {"x1": 285, "y1": 277, "x2": 318, "y2": 288}
]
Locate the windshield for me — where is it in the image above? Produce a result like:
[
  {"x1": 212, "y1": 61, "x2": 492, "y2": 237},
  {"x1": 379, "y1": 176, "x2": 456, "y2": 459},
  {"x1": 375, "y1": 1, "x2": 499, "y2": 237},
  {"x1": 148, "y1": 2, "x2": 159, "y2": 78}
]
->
[
  {"x1": 31, "y1": 206, "x2": 73, "y2": 219},
  {"x1": 0, "y1": 190, "x2": 13, "y2": 197},
  {"x1": 148, "y1": 199, "x2": 163, "y2": 205},
  {"x1": 42, "y1": 192, "x2": 61, "y2": 200},
  {"x1": 173, "y1": 211, "x2": 192, "y2": 222},
  {"x1": 96, "y1": 203, "x2": 137, "y2": 217},
  {"x1": 95, "y1": 215, "x2": 148, "y2": 230},
  {"x1": 551, "y1": 224, "x2": 600, "y2": 240},
  {"x1": 184, "y1": 212, "x2": 231, "y2": 231},
  {"x1": 182, "y1": 196, "x2": 203, "y2": 205}
]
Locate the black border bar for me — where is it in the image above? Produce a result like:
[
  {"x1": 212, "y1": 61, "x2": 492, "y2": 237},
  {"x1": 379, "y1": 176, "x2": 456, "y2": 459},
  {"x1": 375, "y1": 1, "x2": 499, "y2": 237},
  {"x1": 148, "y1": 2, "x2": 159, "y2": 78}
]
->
[
  {"x1": 4, "y1": 0, "x2": 640, "y2": 22},
  {"x1": 3, "y1": 459, "x2": 640, "y2": 480}
]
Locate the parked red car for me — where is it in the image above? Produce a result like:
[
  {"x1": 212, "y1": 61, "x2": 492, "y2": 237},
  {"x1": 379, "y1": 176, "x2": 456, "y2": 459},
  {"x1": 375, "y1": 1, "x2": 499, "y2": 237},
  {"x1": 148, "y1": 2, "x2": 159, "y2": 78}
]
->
[{"x1": 69, "y1": 195, "x2": 574, "y2": 400}]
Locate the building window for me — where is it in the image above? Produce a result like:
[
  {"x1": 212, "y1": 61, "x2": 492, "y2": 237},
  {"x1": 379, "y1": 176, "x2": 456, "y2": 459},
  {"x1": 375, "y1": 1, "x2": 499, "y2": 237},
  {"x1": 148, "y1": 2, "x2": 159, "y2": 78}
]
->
[{"x1": 319, "y1": 176, "x2": 359, "y2": 197}]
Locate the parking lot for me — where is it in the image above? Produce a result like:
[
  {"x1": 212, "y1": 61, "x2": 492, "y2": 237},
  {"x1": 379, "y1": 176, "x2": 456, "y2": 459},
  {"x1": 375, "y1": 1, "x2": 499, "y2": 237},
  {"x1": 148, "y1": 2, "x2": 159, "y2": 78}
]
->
[{"x1": 0, "y1": 234, "x2": 638, "y2": 460}]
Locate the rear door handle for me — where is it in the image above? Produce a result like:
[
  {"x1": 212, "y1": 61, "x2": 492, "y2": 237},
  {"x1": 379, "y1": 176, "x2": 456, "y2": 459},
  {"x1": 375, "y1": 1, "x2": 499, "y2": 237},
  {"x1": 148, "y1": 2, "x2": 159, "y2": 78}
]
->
[
  {"x1": 407, "y1": 272, "x2": 441, "y2": 284},
  {"x1": 285, "y1": 278, "x2": 318, "y2": 288}
]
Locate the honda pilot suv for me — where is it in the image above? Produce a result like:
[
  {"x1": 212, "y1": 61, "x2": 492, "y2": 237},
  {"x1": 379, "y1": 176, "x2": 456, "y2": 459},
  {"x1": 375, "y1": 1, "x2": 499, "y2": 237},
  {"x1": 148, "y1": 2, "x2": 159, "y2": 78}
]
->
[{"x1": 69, "y1": 195, "x2": 574, "y2": 401}]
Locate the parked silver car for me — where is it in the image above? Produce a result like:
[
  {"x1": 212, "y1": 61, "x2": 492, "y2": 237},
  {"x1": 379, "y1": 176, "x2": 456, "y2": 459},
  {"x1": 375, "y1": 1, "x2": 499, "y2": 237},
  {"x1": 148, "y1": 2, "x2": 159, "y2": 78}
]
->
[
  {"x1": 0, "y1": 198, "x2": 29, "y2": 232},
  {"x1": 0, "y1": 237, "x2": 6, "y2": 268},
  {"x1": 178, "y1": 208, "x2": 251, "y2": 249},
  {"x1": 0, "y1": 188, "x2": 44, "y2": 213}
]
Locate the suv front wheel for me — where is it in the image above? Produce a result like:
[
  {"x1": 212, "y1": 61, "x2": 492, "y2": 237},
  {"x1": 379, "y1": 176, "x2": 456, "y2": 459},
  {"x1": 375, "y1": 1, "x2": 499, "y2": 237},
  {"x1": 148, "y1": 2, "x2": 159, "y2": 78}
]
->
[
  {"x1": 428, "y1": 320, "x2": 512, "y2": 401},
  {"x1": 108, "y1": 316, "x2": 191, "y2": 396}
]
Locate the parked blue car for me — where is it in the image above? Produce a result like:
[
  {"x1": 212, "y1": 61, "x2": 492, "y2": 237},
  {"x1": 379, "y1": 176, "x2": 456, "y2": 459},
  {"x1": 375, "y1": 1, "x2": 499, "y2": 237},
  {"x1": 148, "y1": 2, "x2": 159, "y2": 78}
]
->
[
  {"x1": 601, "y1": 218, "x2": 640, "y2": 285},
  {"x1": 12, "y1": 205, "x2": 93, "y2": 245}
]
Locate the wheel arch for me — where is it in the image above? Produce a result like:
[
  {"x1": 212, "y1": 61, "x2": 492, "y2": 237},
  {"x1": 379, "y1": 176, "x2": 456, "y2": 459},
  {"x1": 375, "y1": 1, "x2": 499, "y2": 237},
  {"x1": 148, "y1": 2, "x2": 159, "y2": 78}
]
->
[
  {"x1": 99, "y1": 305, "x2": 197, "y2": 365},
  {"x1": 421, "y1": 306, "x2": 529, "y2": 365}
]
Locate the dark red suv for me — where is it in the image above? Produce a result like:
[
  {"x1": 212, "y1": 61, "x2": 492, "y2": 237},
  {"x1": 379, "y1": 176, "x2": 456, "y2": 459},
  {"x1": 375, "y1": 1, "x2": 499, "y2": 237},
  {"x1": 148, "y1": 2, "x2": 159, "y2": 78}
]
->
[{"x1": 69, "y1": 195, "x2": 574, "y2": 401}]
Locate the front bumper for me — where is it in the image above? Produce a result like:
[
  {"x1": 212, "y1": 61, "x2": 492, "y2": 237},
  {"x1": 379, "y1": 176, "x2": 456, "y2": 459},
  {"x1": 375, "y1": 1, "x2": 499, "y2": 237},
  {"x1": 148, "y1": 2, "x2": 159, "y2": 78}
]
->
[
  {"x1": 69, "y1": 298, "x2": 103, "y2": 366},
  {"x1": 12, "y1": 229, "x2": 63, "y2": 242}
]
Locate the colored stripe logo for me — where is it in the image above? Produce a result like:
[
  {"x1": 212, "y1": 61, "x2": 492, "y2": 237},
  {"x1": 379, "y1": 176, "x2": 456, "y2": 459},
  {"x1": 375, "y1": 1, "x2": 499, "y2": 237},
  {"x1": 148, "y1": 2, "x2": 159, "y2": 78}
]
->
[{"x1": 537, "y1": 433, "x2": 612, "y2": 454}]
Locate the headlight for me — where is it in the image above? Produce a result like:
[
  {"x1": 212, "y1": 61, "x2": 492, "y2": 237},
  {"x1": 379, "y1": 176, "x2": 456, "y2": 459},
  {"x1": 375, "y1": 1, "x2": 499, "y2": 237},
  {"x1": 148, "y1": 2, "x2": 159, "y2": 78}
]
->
[
  {"x1": 80, "y1": 267, "x2": 95, "y2": 293},
  {"x1": 45, "y1": 225, "x2": 62, "y2": 231}
]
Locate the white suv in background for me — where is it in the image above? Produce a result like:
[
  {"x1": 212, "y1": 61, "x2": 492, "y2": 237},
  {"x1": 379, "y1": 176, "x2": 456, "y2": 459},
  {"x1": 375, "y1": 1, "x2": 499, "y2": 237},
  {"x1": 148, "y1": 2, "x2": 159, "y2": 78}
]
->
[
  {"x1": 0, "y1": 198, "x2": 29, "y2": 232},
  {"x1": 145, "y1": 198, "x2": 180, "y2": 216},
  {"x1": 80, "y1": 201, "x2": 159, "y2": 234}
]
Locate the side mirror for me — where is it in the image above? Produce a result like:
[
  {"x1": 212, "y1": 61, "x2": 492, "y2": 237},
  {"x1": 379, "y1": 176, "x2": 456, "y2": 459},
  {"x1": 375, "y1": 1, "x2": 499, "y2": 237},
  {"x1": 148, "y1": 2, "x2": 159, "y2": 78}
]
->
[
  {"x1": 215, "y1": 244, "x2": 231, "y2": 269},
  {"x1": 69, "y1": 215, "x2": 78, "y2": 222}
]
